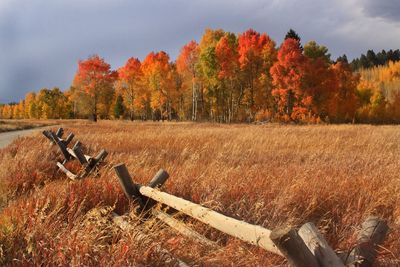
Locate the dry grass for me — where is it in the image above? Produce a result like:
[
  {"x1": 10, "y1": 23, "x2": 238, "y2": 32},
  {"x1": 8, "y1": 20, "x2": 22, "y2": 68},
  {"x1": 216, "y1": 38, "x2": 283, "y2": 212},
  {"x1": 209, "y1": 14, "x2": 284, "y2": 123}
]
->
[
  {"x1": 0, "y1": 119, "x2": 58, "y2": 133},
  {"x1": 0, "y1": 121, "x2": 399, "y2": 266}
]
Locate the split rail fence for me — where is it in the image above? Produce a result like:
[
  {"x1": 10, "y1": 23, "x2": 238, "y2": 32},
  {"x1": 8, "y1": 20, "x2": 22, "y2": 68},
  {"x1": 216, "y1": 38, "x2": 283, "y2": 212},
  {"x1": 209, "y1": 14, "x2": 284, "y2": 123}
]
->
[{"x1": 43, "y1": 127, "x2": 389, "y2": 267}]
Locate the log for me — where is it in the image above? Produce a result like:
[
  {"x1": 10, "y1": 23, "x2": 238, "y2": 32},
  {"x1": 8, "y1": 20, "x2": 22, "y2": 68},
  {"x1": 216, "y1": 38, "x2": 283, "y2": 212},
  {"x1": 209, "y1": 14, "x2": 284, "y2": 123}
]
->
[
  {"x1": 345, "y1": 217, "x2": 389, "y2": 267},
  {"x1": 138, "y1": 185, "x2": 282, "y2": 255},
  {"x1": 112, "y1": 212, "x2": 189, "y2": 267},
  {"x1": 56, "y1": 162, "x2": 77, "y2": 180},
  {"x1": 114, "y1": 163, "x2": 144, "y2": 207},
  {"x1": 270, "y1": 227, "x2": 319, "y2": 267},
  {"x1": 298, "y1": 222, "x2": 344, "y2": 267},
  {"x1": 148, "y1": 169, "x2": 169, "y2": 188}
]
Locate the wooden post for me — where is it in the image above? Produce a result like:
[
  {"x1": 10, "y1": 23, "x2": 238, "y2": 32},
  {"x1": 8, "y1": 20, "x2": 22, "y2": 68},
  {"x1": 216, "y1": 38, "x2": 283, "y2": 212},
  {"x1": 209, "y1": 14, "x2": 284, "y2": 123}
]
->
[
  {"x1": 143, "y1": 169, "x2": 170, "y2": 210},
  {"x1": 72, "y1": 141, "x2": 88, "y2": 165},
  {"x1": 56, "y1": 128, "x2": 64, "y2": 138},
  {"x1": 49, "y1": 131, "x2": 70, "y2": 163},
  {"x1": 93, "y1": 149, "x2": 108, "y2": 165},
  {"x1": 270, "y1": 227, "x2": 319, "y2": 267},
  {"x1": 148, "y1": 169, "x2": 169, "y2": 188},
  {"x1": 113, "y1": 163, "x2": 144, "y2": 208},
  {"x1": 345, "y1": 217, "x2": 389, "y2": 267},
  {"x1": 298, "y1": 222, "x2": 344, "y2": 267},
  {"x1": 64, "y1": 133, "x2": 74, "y2": 146}
]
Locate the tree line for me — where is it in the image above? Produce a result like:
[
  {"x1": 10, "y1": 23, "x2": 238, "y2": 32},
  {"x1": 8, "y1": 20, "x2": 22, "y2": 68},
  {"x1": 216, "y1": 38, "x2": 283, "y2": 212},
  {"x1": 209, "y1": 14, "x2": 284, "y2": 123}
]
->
[{"x1": 1, "y1": 28, "x2": 400, "y2": 124}]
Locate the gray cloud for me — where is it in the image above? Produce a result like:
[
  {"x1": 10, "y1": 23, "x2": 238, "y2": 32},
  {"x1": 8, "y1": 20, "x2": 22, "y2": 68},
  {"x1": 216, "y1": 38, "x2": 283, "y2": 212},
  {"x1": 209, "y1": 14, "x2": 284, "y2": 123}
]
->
[
  {"x1": 0, "y1": 0, "x2": 400, "y2": 103},
  {"x1": 362, "y1": 0, "x2": 400, "y2": 22}
]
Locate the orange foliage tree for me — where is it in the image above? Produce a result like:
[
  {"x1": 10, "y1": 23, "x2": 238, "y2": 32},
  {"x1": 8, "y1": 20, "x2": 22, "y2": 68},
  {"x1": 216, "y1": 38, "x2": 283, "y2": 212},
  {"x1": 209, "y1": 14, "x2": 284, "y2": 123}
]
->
[
  {"x1": 142, "y1": 51, "x2": 175, "y2": 120},
  {"x1": 73, "y1": 55, "x2": 117, "y2": 121},
  {"x1": 177, "y1": 40, "x2": 200, "y2": 120},
  {"x1": 238, "y1": 29, "x2": 277, "y2": 120},
  {"x1": 270, "y1": 38, "x2": 306, "y2": 121},
  {"x1": 117, "y1": 57, "x2": 145, "y2": 120}
]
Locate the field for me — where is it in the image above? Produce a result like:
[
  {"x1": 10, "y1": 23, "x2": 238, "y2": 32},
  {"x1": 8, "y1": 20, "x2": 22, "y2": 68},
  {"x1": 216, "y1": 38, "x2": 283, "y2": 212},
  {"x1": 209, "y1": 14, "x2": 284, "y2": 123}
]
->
[
  {"x1": 0, "y1": 121, "x2": 399, "y2": 266},
  {"x1": 0, "y1": 119, "x2": 57, "y2": 133}
]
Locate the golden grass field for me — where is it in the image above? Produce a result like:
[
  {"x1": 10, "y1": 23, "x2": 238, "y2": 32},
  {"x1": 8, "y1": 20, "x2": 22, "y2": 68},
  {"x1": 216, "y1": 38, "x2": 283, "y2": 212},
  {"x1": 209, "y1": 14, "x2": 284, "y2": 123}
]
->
[{"x1": 0, "y1": 121, "x2": 399, "y2": 266}]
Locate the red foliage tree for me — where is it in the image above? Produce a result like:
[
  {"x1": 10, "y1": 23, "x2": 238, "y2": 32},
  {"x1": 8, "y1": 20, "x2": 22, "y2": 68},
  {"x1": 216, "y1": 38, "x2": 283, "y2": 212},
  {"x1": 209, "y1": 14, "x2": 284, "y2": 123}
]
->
[{"x1": 73, "y1": 55, "x2": 117, "y2": 121}]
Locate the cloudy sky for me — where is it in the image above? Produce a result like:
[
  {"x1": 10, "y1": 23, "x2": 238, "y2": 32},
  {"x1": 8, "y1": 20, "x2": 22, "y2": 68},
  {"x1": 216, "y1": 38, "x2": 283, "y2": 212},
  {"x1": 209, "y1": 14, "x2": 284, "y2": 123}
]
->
[{"x1": 1, "y1": 0, "x2": 400, "y2": 103}]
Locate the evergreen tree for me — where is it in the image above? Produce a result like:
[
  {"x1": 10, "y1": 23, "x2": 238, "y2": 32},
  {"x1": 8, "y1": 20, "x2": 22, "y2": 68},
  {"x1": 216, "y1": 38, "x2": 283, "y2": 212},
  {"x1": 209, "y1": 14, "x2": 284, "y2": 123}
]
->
[
  {"x1": 114, "y1": 94, "x2": 125, "y2": 119},
  {"x1": 336, "y1": 54, "x2": 348, "y2": 64},
  {"x1": 284, "y1": 29, "x2": 302, "y2": 50}
]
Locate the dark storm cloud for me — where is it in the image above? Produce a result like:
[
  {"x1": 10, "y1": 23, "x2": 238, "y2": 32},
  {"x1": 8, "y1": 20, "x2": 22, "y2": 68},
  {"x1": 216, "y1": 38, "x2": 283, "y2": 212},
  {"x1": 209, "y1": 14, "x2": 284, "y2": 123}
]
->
[
  {"x1": 362, "y1": 0, "x2": 400, "y2": 22},
  {"x1": 1, "y1": 0, "x2": 400, "y2": 103}
]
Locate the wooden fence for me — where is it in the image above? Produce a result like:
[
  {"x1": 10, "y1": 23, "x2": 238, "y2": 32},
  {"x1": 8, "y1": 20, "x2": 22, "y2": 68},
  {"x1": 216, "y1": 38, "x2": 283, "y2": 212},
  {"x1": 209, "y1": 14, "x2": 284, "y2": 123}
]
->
[{"x1": 43, "y1": 128, "x2": 389, "y2": 267}]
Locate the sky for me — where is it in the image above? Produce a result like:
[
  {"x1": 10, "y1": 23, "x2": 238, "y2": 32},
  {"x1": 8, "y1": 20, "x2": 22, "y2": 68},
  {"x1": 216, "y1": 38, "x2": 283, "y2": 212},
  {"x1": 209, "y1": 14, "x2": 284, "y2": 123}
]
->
[{"x1": 1, "y1": 0, "x2": 400, "y2": 103}]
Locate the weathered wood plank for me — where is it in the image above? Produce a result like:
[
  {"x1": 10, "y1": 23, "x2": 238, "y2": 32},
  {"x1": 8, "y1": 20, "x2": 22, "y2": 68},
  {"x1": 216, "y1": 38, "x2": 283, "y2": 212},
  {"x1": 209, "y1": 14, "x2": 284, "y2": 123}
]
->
[
  {"x1": 270, "y1": 227, "x2": 319, "y2": 267},
  {"x1": 298, "y1": 222, "x2": 344, "y2": 267},
  {"x1": 138, "y1": 185, "x2": 282, "y2": 256}
]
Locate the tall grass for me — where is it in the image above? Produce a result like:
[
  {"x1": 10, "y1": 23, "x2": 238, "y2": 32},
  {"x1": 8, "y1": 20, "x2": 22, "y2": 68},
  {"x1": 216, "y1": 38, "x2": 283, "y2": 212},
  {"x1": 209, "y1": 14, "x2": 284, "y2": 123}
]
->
[{"x1": 0, "y1": 121, "x2": 399, "y2": 266}]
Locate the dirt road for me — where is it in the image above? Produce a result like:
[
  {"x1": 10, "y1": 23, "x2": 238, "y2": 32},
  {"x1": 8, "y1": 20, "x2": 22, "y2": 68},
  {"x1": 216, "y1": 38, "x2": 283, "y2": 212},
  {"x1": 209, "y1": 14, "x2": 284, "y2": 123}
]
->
[{"x1": 0, "y1": 127, "x2": 52, "y2": 149}]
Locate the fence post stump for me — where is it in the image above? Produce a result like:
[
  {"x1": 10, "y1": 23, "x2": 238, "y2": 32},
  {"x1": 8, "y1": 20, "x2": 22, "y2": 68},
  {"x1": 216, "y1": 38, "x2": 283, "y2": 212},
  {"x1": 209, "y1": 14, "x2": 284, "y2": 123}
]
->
[
  {"x1": 298, "y1": 222, "x2": 344, "y2": 267},
  {"x1": 113, "y1": 163, "x2": 144, "y2": 208},
  {"x1": 148, "y1": 169, "x2": 169, "y2": 188},
  {"x1": 270, "y1": 227, "x2": 319, "y2": 267},
  {"x1": 345, "y1": 216, "x2": 389, "y2": 267}
]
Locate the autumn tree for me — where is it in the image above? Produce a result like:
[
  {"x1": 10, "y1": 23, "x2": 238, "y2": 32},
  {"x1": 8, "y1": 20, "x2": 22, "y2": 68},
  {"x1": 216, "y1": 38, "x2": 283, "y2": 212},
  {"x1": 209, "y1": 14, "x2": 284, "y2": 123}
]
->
[
  {"x1": 329, "y1": 62, "x2": 359, "y2": 122},
  {"x1": 302, "y1": 41, "x2": 338, "y2": 120},
  {"x1": 117, "y1": 57, "x2": 145, "y2": 120},
  {"x1": 215, "y1": 34, "x2": 239, "y2": 122},
  {"x1": 177, "y1": 40, "x2": 200, "y2": 120},
  {"x1": 271, "y1": 38, "x2": 306, "y2": 121},
  {"x1": 73, "y1": 55, "x2": 117, "y2": 121},
  {"x1": 238, "y1": 29, "x2": 277, "y2": 121},
  {"x1": 142, "y1": 51, "x2": 175, "y2": 120}
]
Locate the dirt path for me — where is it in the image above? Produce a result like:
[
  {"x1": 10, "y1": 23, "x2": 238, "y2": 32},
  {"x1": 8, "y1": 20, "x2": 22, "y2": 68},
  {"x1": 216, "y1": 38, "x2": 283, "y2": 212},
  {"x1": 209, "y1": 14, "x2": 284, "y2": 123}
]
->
[{"x1": 0, "y1": 126, "x2": 55, "y2": 149}]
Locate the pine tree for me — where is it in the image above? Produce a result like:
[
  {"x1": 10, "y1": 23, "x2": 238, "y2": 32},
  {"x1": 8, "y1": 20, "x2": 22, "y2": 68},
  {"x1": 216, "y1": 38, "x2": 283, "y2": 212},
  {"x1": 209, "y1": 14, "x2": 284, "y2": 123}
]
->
[{"x1": 114, "y1": 95, "x2": 125, "y2": 119}]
